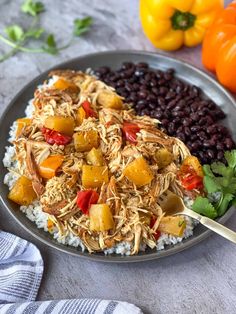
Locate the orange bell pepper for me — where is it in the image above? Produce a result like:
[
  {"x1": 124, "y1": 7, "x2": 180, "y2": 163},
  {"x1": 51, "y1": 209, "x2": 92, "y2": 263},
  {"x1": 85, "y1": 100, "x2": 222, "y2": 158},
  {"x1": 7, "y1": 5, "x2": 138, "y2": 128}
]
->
[
  {"x1": 53, "y1": 78, "x2": 79, "y2": 93},
  {"x1": 139, "y1": 0, "x2": 223, "y2": 51},
  {"x1": 38, "y1": 155, "x2": 64, "y2": 179},
  {"x1": 202, "y1": 1, "x2": 236, "y2": 92}
]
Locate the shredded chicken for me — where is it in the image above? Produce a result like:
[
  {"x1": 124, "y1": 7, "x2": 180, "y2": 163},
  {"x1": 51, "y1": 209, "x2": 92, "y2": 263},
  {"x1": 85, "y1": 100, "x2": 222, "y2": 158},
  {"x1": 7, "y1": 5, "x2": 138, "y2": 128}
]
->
[{"x1": 11, "y1": 70, "x2": 194, "y2": 255}]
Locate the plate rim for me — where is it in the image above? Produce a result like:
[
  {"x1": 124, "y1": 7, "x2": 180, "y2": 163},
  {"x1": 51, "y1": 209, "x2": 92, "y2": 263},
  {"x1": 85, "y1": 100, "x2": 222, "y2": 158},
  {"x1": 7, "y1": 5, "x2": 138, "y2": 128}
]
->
[{"x1": 1, "y1": 49, "x2": 236, "y2": 263}]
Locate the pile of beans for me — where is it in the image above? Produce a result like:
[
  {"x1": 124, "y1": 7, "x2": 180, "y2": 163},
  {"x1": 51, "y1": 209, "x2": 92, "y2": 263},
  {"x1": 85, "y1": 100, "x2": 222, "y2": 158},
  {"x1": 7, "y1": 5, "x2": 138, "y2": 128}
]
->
[{"x1": 95, "y1": 62, "x2": 235, "y2": 164}]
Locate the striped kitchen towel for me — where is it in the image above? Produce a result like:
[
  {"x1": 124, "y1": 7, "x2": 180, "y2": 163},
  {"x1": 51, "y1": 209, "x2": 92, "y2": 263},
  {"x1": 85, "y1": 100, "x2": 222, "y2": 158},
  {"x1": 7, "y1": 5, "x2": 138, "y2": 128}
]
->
[{"x1": 0, "y1": 231, "x2": 143, "y2": 313}]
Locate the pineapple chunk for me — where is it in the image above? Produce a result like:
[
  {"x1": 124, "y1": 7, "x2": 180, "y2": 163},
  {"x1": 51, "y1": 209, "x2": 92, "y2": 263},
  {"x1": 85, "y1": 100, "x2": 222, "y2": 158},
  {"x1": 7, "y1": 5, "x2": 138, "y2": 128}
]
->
[
  {"x1": 8, "y1": 176, "x2": 37, "y2": 206},
  {"x1": 76, "y1": 107, "x2": 86, "y2": 125},
  {"x1": 97, "y1": 90, "x2": 123, "y2": 109},
  {"x1": 73, "y1": 130, "x2": 99, "y2": 152},
  {"x1": 123, "y1": 156, "x2": 154, "y2": 187},
  {"x1": 82, "y1": 165, "x2": 109, "y2": 188},
  {"x1": 89, "y1": 204, "x2": 114, "y2": 231},
  {"x1": 158, "y1": 216, "x2": 186, "y2": 237},
  {"x1": 44, "y1": 116, "x2": 75, "y2": 136},
  {"x1": 86, "y1": 148, "x2": 104, "y2": 166},
  {"x1": 53, "y1": 78, "x2": 79, "y2": 93},
  {"x1": 16, "y1": 118, "x2": 31, "y2": 137},
  {"x1": 155, "y1": 148, "x2": 173, "y2": 169}
]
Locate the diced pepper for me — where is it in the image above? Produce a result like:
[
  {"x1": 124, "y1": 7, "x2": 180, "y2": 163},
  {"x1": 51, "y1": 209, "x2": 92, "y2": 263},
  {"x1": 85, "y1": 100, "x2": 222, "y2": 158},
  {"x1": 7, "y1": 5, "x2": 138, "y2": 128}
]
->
[
  {"x1": 38, "y1": 155, "x2": 64, "y2": 179},
  {"x1": 76, "y1": 107, "x2": 86, "y2": 125},
  {"x1": 122, "y1": 122, "x2": 140, "y2": 143},
  {"x1": 82, "y1": 165, "x2": 109, "y2": 188},
  {"x1": 16, "y1": 118, "x2": 31, "y2": 137},
  {"x1": 155, "y1": 148, "x2": 173, "y2": 169},
  {"x1": 53, "y1": 78, "x2": 79, "y2": 93},
  {"x1": 76, "y1": 190, "x2": 99, "y2": 215},
  {"x1": 73, "y1": 130, "x2": 99, "y2": 152},
  {"x1": 97, "y1": 90, "x2": 123, "y2": 109},
  {"x1": 123, "y1": 156, "x2": 154, "y2": 187},
  {"x1": 158, "y1": 216, "x2": 186, "y2": 237},
  {"x1": 86, "y1": 148, "x2": 104, "y2": 166},
  {"x1": 178, "y1": 156, "x2": 204, "y2": 191},
  {"x1": 180, "y1": 156, "x2": 203, "y2": 177},
  {"x1": 44, "y1": 116, "x2": 75, "y2": 136},
  {"x1": 42, "y1": 127, "x2": 72, "y2": 146},
  {"x1": 180, "y1": 173, "x2": 203, "y2": 191},
  {"x1": 81, "y1": 100, "x2": 97, "y2": 118},
  {"x1": 8, "y1": 176, "x2": 37, "y2": 206},
  {"x1": 89, "y1": 204, "x2": 114, "y2": 231}
]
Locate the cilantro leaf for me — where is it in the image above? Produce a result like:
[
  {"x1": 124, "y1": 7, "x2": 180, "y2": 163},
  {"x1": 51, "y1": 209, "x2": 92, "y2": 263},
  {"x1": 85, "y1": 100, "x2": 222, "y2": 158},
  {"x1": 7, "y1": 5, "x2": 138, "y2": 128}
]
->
[
  {"x1": 224, "y1": 150, "x2": 236, "y2": 169},
  {"x1": 217, "y1": 193, "x2": 234, "y2": 216},
  {"x1": 25, "y1": 27, "x2": 44, "y2": 39},
  {"x1": 211, "y1": 162, "x2": 231, "y2": 177},
  {"x1": 74, "y1": 17, "x2": 93, "y2": 36},
  {"x1": 203, "y1": 165, "x2": 214, "y2": 177},
  {"x1": 192, "y1": 196, "x2": 218, "y2": 219},
  {"x1": 5, "y1": 25, "x2": 24, "y2": 42},
  {"x1": 42, "y1": 34, "x2": 58, "y2": 54},
  {"x1": 21, "y1": 0, "x2": 45, "y2": 16},
  {"x1": 203, "y1": 176, "x2": 221, "y2": 194}
]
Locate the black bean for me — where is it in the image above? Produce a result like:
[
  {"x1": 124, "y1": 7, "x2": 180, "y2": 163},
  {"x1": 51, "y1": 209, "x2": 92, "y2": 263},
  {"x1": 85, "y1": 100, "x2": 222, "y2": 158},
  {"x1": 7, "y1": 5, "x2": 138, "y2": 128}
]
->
[
  {"x1": 138, "y1": 90, "x2": 148, "y2": 99},
  {"x1": 148, "y1": 103, "x2": 156, "y2": 110},
  {"x1": 207, "y1": 149, "x2": 215, "y2": 159},
  {"x1": 161, "y1": 119, "x2": 169, "y2": 127},
  {"x1": 122, "y1": 62, "x2": 134, "y2": 70},
  {"x1": 136, "y1": 62, "x2": 148, "y2": 68},
  {"x1": 182, "y1": 118, "x2": 191, "y2": 126},
  {"x1": 184, "y1": 127, "x2": 191, "y2": 137},
  {"x1": 177, "y1": 133, "x2": 186, "y2": 142},
  {"x1": 135, "y1": 69, "x2": 146, "y2": 77},
  {"x1": 168, "y1": 122, "x2": 175, "y2": 135},
  {"x1": 225, "y1": 138, "x2": 234, "y2": 150},
  {"x1": 217, "y1": 151, "x2": 224, "y2": 160},
  {"x1": 165, "y1": 91, "x2": 176, "y2": 100}
]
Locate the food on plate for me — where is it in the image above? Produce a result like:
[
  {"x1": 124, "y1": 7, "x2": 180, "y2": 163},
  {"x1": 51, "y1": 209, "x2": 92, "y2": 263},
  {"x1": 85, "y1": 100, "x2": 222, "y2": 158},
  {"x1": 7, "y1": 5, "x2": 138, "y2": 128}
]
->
[
  {"x1": 202, "y1": 1, "x2": 236, "y2": 93},
  {"x1": 8, "y1": 176, "x2": 37, "y2": 206},
  {"x1": 139, "y1": 0, "x2": 223, "y2": 51},
  {"x1": 3, "y1": 68, "x2": 234, "y2": 256},
  {"x1": 95, "y1": 62, "x2": 235, "y2": 164}
]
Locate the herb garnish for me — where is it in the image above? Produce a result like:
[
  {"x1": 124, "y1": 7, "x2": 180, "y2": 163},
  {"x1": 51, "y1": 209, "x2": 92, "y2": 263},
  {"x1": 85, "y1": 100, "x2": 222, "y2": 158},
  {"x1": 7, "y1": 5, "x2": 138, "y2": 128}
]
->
[
  {"x1": 0, "y1": 0, "x2": 93, "y2": 62},
  {"x1": 192, "y1": 150, "x2": 236, "y2": 218}
]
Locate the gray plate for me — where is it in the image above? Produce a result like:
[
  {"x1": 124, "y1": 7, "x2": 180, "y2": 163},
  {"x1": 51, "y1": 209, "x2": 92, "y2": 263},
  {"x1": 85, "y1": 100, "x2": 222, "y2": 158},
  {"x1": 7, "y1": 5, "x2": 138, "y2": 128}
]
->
[{"x1": 0, "y1": 50, "x2": 235, "y2": 263}]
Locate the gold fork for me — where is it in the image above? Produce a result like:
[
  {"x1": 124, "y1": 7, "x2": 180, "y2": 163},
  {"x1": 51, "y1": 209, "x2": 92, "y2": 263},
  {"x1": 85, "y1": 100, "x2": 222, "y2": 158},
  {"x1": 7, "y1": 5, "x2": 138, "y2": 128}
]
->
[{"x1": 158, "y1": 190, "x2": 236, "y2": 244}]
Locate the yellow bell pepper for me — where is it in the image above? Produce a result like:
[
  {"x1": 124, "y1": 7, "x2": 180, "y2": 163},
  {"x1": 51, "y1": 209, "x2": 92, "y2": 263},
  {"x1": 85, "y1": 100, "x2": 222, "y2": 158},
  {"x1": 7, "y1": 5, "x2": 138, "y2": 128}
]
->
[{"x1": 139, "y1": 0, "x2": 223, "y2": 51}]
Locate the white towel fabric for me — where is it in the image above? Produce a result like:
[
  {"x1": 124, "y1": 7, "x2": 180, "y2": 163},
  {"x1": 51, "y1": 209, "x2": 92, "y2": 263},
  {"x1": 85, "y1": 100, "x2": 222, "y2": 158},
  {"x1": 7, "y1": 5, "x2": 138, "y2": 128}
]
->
[{"x1": 0, "y1": 231, "x2": 143, "y2": 314}]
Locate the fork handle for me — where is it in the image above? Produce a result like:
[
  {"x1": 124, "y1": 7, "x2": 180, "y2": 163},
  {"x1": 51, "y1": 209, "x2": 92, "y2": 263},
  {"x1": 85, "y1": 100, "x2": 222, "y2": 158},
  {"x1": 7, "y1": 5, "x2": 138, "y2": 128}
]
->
[
  {"x1": 199, "y1": 216, "x2": 236, "y2": 244},
  {"x1": 183, "y1": 208, "x2": 236, "y2": 244}
]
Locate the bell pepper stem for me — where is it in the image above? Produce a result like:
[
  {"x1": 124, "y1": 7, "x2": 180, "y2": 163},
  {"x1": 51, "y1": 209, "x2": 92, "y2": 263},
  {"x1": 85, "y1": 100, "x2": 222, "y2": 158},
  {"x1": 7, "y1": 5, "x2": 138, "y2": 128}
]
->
[{"x1": 171, "y1": 10, "x2": 196, "y2": 31}]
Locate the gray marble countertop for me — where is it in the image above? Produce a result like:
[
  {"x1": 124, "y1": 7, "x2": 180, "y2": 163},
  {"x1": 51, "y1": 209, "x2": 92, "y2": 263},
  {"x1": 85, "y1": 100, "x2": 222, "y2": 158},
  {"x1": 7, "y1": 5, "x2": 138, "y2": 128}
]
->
[{"x1": 0, "y1": 1, "x2": 235, "y2": 313}]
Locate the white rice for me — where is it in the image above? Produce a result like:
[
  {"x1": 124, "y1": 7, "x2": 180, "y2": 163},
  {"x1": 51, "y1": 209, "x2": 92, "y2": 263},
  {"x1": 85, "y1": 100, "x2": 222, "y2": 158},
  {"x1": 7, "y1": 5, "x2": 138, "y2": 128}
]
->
[{"x1": 3, "y1": 81, "x2": 196, "y2": 256}]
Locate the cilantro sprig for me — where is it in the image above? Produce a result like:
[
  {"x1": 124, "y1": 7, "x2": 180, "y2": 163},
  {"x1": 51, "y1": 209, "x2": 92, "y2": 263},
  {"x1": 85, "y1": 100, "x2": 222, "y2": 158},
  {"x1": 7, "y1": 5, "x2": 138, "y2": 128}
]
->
[
  {"x1": 192, "y1": 150, "x2": 236, "y2": 218},
  {"x1": 0, "y1": 0, "x2": 93, "y2": 62}
]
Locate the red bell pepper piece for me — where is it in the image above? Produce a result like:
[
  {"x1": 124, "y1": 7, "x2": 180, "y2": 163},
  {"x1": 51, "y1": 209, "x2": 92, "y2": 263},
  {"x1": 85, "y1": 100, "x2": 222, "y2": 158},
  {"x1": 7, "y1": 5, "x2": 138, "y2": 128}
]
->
[
  {"x1": 82, "y1": 100, "x2": 97, "y2": 118},
  {"x1": 122, "y1": 122, "x2": 140, "y2": 143},
  {"x1": 150, "y1": 216, "x2": 161, "y2": 240},
  {"x1": 76, "y1": 190, "x2": 99, "y2": 215},
  {"x1": 178, "y1": 165, "x2": 203, "y2": 191},
  {"x1": 42, "y1": 127, "x2": 72, "y2": 145},
  {"x1": 180, "y1": 174, "x2": 203, "y2": 191}
]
